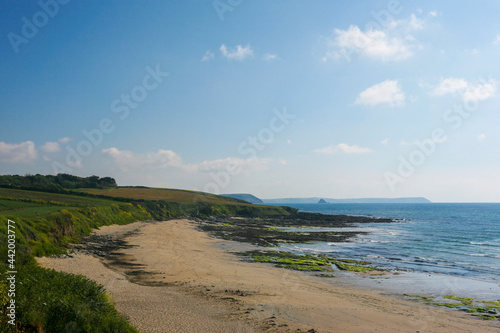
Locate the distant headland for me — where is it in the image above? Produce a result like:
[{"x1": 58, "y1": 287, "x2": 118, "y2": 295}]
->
[{"x1": 224, "y1": 193, "x2": 431, "y2": 204}]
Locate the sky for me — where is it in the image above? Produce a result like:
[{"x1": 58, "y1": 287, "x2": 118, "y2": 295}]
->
[{"x1": 1, "y1": 1, "x2": 500, "y2": 202}]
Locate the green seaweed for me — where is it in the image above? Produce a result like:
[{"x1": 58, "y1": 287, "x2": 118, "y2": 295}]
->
[
  {"x1": 242, "y1": 251, "x2": 379, "y2": 273},
  {"x1": 479, "y1": 301, "x2": 500, "y2": 309},
  {"x1": 276, "y1": 264, "x2": 323, "y2": 271},
  {"x1": 442, "y1": 295, "x2": 473, "y2": 306},
  {"x1": 475, "y1": 314, "x2": 498, "y2": 320},
  {"x1": 243, "y1": 251, "x2": 332, "y2": 272},
  {"x1": 331, "y1": 259, "x2": 375, "y2": 272},
  {"x1": 264, "y1": 227, "x2": 285, "y2": 232},
  {"x1": 405, "y1": 294, "x2": 500, "y2": 321},
  {"x1": 431, "y1": 302, "x2": 462, "y2": 309}
]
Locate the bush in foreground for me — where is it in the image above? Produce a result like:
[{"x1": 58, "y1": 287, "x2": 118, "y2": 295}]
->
[{"x1": 0, "y1": 263, "x2": 138, "y2": 333}]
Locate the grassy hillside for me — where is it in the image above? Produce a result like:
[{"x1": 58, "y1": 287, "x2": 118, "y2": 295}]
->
[
  {"x1": 0, "y1": 199, "x2": 67, "y2": 217},
  {"x1": 0, "y1": 177, "x2": 295, "y2": 332},
  {"x1": 78, "y1": 186, "x2": 249, "y2": 204},
  {"x1": 0, "y1": 187, "x2": 293, "y2": 257},
  {"x1": 0, "y1": 188, "x2": 118, "y2": 208}
]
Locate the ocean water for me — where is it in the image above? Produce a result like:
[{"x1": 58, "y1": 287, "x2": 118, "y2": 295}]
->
[{"x1": 275, "y1": 203, "x2": 500, "y2": 286}]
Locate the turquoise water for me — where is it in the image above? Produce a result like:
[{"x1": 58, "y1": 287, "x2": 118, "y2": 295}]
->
[{"x1": 275, "y1": 203, "x2": 500, "y2": 284}]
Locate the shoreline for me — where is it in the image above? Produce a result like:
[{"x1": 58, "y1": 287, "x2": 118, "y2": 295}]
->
[
  {"x1": 285, "y1": 204, "x2": 500, "y2": 296},
  {"x1": 38, "y1": 219, "x2": 500, "y2": 332}
]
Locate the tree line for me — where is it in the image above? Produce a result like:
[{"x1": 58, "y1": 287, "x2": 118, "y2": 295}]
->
[{"x1": 0, "y1": 174, "x2": 117, "y2": 191}]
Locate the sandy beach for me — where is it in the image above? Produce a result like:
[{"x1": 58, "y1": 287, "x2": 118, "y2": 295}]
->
[{"x1": 37, "y1": 219, "x2": 500, "y2": 332}]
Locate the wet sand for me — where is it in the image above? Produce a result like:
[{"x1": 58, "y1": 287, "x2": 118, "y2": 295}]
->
[{"x1": 38, "y1": 219, "x2": 500, "y2": 332}]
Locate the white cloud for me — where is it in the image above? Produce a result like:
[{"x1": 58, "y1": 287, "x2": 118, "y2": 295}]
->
[
  {"x1": 103, "y1": 147, "x2": 270, "y2": 175},
  {"x1": 0, "y1": 141, "x2": 38, "y2": 163},
  {"x1": 198, "y1": 157, "x2": 269, "y2": 173},
  {"x1": 41, "y1": 141, "x2": 61, "y2": 153},
  {"x1": 262, "y1": 53, "x2": 279, "y2": 61},
  {"x1": 432, "y1": 78, "x2": 469, "y2": 96},
  {"x1": 493, "y1": 34, "x2": 500, "y2": 45},
  {"x1": 381, "y1": 138, "x2": 389, "y2": 145},
  {"x1": 198, "y1": 157, "x2": 239, "y2": 172},
  {"x1": 59, "y1": 137, "x2": 71, "y2": 144},
  {"x1": 220, "y1": 44, "x2": 254, "y2": 61},
  {"x1": 355, "y1": 80, "x2": 405, "y2": 107},
  {"x1": 102, "y1": 147, "x2": 192, "y2": 172},
  {"x1": 462, "y1": 80, "x2": 497, "y2": 102},
  {"x1": 202, "y1": 50, "x2": 215, "y2": 62},
  {"x1": 328, "y1": 26, "x2": 412, "y2": 62},
  {"x1": 477, "y1": 134, "x2": 486, "y2": 141},
  {"x1": 408, "y1": 14, "x2": 424, "y2": 31},
  {"x1": 323, "y1": 14, "x2": 424, "y2": 62},
  {"x1": 313, "y1": 143, "x2": 374, "y2": 154},
  {"x1": 432, "y1": 78, "x2": 497, "y2": 102},
  {"x1": 429, "y1": 11, "x2": 438, "y2": 17}
]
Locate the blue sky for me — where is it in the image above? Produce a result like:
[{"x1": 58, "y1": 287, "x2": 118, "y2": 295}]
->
[{"x1": 1, "y1": 1, "x2": 500, "y2": 202}]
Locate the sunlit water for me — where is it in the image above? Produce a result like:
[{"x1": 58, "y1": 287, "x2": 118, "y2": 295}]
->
[{"x1": 274, "y1": 203, "x2": 500, "y2": 287}]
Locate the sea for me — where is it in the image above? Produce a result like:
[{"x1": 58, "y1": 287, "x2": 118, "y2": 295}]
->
[{"x1": 271, "y1": 203, "x2": 500, "y2": 299}]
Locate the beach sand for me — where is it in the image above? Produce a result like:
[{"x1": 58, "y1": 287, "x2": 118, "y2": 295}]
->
[{"x1": 37, "y1": 219, "x2": 500, "y2": 332}]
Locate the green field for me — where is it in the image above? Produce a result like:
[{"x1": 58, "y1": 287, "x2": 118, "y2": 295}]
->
[
  {"x1": 0, "y1": 187, "x2": 124, "y2": 219},
  {"x1": 78, "y1": 186, "x2": 249, "y2": 204},
  {"x1": 0, "y1": 188, "x2": 117, "y2": 207},
  {"x1": 0, "y1": 199, "x2": 66, "y2": 217}
]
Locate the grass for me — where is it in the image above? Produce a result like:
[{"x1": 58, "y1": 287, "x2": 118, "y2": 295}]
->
[
  {"x1": 0, "y1": 263, "x2": 138, "y2": 333},
  {"x1": 0, "y1": 204, "x2": 151, "y2": 258},
  {"x1": 0, "y1": 199, "x2": 39, "y2": 211},
  {"x1": 78, "y1": 186, "x2": 250, "y2": 205},
  {"x1": 0, "y1": 194, "x2": 156, "y2": 331},
  {"x1": 0, "y1": 188, "x2": 117, "y2": 207},
  {"x1": 0, "y1": 199, "x2": 67, "y2": 217}
]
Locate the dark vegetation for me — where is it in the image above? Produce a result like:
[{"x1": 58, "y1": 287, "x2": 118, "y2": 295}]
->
[
  {"x1": 196, "y1": 213, "x2": 391, "y2": 247},
  {"x1": 0, "y1": 174, "x2": 295, "y2": 332},
  {"x1": 0, "y1": 174, "x2": 117, "y2": 192}
]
